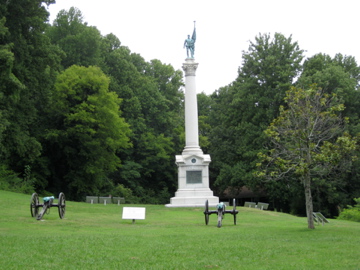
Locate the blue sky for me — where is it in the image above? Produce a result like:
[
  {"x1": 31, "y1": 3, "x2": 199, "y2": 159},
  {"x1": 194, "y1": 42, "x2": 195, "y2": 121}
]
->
[{"x1": 47, "y1": 0, "x2": 360, "y2": 94}]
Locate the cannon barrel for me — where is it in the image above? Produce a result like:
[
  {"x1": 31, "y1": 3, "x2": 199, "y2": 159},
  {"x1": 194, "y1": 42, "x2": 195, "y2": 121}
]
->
[{"x1": 204, "y1": 199, "x2": 238, "y2": 227}]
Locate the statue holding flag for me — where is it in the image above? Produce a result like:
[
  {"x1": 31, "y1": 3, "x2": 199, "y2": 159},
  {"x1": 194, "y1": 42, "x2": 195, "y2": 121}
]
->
[{"x1": 184, "y1": 21, "x2": 196, "y2": 58}]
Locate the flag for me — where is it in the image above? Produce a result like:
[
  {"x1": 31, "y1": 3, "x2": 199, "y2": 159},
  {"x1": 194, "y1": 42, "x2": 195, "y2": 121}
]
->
[{"x1": 191, "y1": 27, "x2": 196, "y2": 43}]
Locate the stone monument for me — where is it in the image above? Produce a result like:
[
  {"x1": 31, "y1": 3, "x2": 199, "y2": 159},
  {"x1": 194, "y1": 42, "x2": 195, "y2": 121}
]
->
[{"x1": 166, "y1": 22, "x2": 219, "y2": 207}]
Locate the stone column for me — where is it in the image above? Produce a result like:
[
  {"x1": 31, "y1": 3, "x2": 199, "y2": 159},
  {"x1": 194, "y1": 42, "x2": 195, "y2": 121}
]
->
[
  {"x1": 182, "y1": 58, "x2": 202, "y2": 155},
  {"x1": 165, "y1": 58, "x2": 219, "y2": 207}
]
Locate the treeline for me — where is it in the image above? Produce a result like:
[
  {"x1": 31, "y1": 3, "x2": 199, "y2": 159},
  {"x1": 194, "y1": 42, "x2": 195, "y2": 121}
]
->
[
  {"x1": 1, "y1": 1, "x2": 359, "y2": 216},
  {"x1": 205, "y1": 34, "x2": 360, "y2": 217},
  {"x1": 0, "y1": 2, "x2": 184, "y2": 203}
]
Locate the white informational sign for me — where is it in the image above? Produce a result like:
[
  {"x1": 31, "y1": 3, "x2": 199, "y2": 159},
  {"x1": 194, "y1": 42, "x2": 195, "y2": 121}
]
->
[{"x1": 122, "y1": 207, "x2": 146, "y2": 221}]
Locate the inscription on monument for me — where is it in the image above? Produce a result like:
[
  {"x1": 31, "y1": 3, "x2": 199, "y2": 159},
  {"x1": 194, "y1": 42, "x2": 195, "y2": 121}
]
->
[{"x1": 186, "y1": 170, "x2": 202, "y2": 184}]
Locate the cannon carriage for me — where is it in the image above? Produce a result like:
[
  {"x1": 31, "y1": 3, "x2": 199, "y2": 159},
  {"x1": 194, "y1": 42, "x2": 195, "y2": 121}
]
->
[
  {"x1": 204, "y1": 199, "x2": 238, "y2": 228},
  {"x1": 30, "y1": 192, "x2": 66, "y2": 220}
]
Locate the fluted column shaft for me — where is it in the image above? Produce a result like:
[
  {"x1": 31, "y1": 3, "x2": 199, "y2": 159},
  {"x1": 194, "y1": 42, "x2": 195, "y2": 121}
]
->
[{"x1": 182, "y1": 58, "x2": 202, "y2": 155}]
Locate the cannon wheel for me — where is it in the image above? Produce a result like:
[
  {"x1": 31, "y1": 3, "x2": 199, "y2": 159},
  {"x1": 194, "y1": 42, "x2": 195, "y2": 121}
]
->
[
  {"x1": 204, "y1": 200, "x2": 209, "y2": 225},
  {"x1": 30, "y1": 193, "x2": 39, "y2": 217},
  {"x1": 233, "y1": 198, "x2": 237, "y2": 225},
  {"x1": 58, "y1": 192, "x2": 66, "y2": 219}
]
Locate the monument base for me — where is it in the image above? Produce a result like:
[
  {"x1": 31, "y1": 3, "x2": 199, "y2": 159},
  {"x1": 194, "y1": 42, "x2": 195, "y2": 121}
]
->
[
  {"x1": 166, "y1": 188, "x2": 219, "y2": 207},
  {"x1": 165, "y1": 153, "x2": 219, "y2": 207}
]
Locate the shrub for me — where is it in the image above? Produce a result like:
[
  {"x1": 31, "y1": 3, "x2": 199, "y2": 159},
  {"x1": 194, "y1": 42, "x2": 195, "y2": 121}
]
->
[
  {"x1": 0, "y1": 164, "x2": 35, "y2": 194},
  {"x1": 337, "y1": 198, "x2": 360, "y2": 222},
  {"x1": 111, "y1": 184, "x2": 138, "y2": 204}
]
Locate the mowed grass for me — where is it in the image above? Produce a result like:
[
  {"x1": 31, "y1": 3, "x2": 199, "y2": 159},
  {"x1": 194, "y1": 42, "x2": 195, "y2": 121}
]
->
[{"x1": 0, "y1": 190, "x2": 359, "y2": 270}]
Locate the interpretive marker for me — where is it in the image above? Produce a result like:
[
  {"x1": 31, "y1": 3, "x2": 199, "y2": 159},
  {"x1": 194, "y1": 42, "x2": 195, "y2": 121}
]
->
[{"x1": 122, "y1": 207, "x2": 146, "y2": 224}]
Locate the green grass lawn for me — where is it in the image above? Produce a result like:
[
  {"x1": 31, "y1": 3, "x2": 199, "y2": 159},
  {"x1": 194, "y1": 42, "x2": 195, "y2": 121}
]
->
[{"x1": 0, "y1": 190, "x2": 359, "y2": 269}]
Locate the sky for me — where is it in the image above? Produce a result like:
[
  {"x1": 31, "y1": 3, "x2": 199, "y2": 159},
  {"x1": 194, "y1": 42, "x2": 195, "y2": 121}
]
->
[{"x1": 46, "y1": 0, "x2": 360, "y2": 95}]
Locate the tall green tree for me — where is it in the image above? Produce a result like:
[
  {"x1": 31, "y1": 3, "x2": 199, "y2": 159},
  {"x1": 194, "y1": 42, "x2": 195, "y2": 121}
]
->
[
  {"x1": 298, "y1": 53, "x2": 360, "y2": 135},
  {"x1": 0, "y1": 17, "x2": 22, "y2": 184},
  {"x1": 0, "y1": 17, "x2": 18, "y2": 158},
  {"x1": 197, "y1": 92, "x2": 214, "y2": 155},
  {"x1": 297, "y1": 53, "x2": 360, "y2": 213},
  {"x1": 101, "y1": 42, "x2": 184, "y2": 203},
  {"x1": 45, "y1": 7, "x2": 185, "y2": 202},
  {"x1": 45, "y1": 7, "x2": 103, "y2": 68},
  {"x1": 145, "y1": 59, "x2": 184, "y2": 113},
  {"x1": 0, "y1": 0, "x2": 60, "y2": 187},
  {"x1": 45, "y1": 65, "x2": 131, "y2": 200},
  {"x1": 209, "y1": 33, "x2": 304, "y2": 194},
  {"x1": 257, "y1": 86, "x2": 358, "y2": 229}
]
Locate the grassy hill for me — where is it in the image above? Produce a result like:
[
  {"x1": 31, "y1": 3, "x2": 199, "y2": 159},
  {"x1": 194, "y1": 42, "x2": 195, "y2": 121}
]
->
[{"x1": 0, "y1": 190, "x2": 359, "y2": 269}]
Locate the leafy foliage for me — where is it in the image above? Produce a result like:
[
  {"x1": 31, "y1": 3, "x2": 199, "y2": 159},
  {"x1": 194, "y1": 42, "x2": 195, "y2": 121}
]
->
[
  {"x1": 0, "y1": 164, "x2": 35, "y2": 194},
  {"x1": 45, "y1": 65, "x2": 131, "y2": 199},
  {"x1": 298, "y1": 53, "x2": 360, "y2": 136},
  {"x1": 209, "y1": 33, "x2": 304, "y2": 194},
  {"x1": 337, "y1": 198, "x2": 360, "y2": 222},
  {"x1": 257, "y1": 86, "x2": 358, "y2": 228},
  {"x1": 100, "y1": 45, "x2": 183, "y2": 202},
  {"x1": 46, "y1": 7, "x2": 102, "y2": 68},
  {"x1": 1, "y1": 3, "x2": 359, "y2": 211},
  {"x1": 297, "y1": 53, "x2": 360, "y2": 215},
  {"x1": 0, "y1": 0, "x2": 62, "y2": 190}
]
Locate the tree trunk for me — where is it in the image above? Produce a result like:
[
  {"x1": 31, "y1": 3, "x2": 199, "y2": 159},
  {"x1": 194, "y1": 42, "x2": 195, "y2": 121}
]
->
[{"x1": 304, "y1": 175, "x2": 315, "y2": 229}]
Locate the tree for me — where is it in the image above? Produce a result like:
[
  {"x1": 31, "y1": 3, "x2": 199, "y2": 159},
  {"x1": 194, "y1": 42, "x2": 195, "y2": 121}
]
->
[
  {"x1": 145, "y1": 59, "x2": 184, "y2": 113},
  {"x1": 297, "y1": 53, "x2": 360, "y2": 214},
  {"x1": 101, "y1": 44, "x2": 184, "y2": 203},
  {"x1": 209, "y1": 33, "x2": 304, "y2": 193},
  {"x1": 45, "y1": 65, "x2": 131, "y2": 199},
  {"x1": 46, "y1": 7, "x2": 185, "y2": 202},
  {"x1": 298, "y1": 53, "x2": 360, "y2": 136},
  {"x1": 45, "y1": 7, "x2": 103, "y2": 68},
  {"x1": 0, "y1": 0, "x2": 61, "y2": 188},
  {"x1": 0, "y1": 17, "x2": 17, "y2": 158},
  {"x1": 257, "y1": 85, "x2": 358, "y2": 229},
  {"x1": 197, "y1": 92, "x2": 214, "y2": 153}
]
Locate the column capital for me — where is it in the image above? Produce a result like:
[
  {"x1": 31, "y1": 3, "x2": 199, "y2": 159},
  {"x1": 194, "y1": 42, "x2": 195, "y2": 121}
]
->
[{"x1": 182, "y1": 59, "x2": 199, "y2": 76}]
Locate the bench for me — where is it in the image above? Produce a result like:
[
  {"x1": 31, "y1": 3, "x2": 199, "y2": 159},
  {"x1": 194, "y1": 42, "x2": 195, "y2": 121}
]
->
[
  {"x1": 244, "y1": 202, "x2": 257, "y2": 208},
  {"x1": 99, "y1": 197, "x2": 112, "y2": 205},
  {"x1": 243, "y1": 202, "x2": 269, "y2": 210},
  {"x1": 257, "y1": 202, "x2": 269, "y2": 210},
  {"x1": 86, "y1": 196, "x2": 125, "y2": 205},
  {"x1": 86, "y1": 196, "x2": 99, "y2": 204},
  {"x1": 112, "y1": 197, "x2": 125, "y2": 205}
]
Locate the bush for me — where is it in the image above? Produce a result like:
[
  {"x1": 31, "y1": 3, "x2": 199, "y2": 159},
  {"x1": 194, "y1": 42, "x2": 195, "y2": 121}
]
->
[
  {"x1": 111, "y1": 184, "x2": 138, "y2": 204},
  {"x1": 337, "y1": 198, "x2": 360, "y2": 222},
  {"x1": 0, "y1": 164, "x2": 35, "y2": 194}
]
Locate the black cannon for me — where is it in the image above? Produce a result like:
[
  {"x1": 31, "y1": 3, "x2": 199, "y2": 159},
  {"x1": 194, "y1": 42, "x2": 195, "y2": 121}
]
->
[
  {"x1": 30, "y1": 192, "x2": 66, "y2": 220},
  {"x1": 204, "y1": 199, "x2": 238, "y2": 228}
]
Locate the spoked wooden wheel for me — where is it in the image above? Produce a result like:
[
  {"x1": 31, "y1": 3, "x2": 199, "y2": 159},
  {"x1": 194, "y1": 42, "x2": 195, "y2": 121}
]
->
[
  {"x1": 204, "y1": 200, "x2": 209, "y2": 225},
  {"x1": 30, "y1": 193, "x2": 39, "y2": 217},
  {"x1": 58, "y1": 192, "x2": 66, "y2": 219}
]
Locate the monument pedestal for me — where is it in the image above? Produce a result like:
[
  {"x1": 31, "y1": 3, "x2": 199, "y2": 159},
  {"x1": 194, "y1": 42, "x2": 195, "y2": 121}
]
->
[{"x1": 166, "y1": 153, "x2": 218, "y2": 207}]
